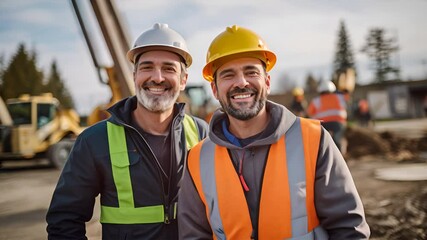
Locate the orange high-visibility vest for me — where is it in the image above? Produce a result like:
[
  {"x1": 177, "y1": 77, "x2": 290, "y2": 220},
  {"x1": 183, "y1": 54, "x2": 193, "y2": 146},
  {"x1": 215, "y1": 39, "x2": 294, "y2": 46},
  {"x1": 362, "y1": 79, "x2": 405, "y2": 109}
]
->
[
  {"x1": 307, "y1": 93, "x2": 347, "y2": 123},
  {"x1": 358, "y1": 99, "x2": 369, "y2": 114},
  {"x1": 187, "y1": 118, "x2": 327, "y2": 240}
]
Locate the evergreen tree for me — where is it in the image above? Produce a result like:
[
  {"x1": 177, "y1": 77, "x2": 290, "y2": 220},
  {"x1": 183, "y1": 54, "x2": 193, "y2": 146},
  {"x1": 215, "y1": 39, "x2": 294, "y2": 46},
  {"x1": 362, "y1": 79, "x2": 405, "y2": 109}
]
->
[
  {"x1": 333, "y1": 20, "x2": 356, "y2": 84},
  {"x1": 45, "y1": 60, "x2": 75, "y2": 109},
  {"x1": 361, "y1": 28, "x2": 400, "y2": 82},
  {"x1": 1, "y1": 44, "x2": 75, "y2": 109},
  {"x1": 0, "y1": 43, "x2": 44, "y2": 100}
]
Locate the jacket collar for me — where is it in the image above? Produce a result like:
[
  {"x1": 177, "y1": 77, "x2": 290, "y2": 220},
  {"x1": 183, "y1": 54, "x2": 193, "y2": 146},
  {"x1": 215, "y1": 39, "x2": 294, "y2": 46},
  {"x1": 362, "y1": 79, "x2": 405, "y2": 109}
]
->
[{"x1": 208, "y1": 100, "x2": 297, "y2": 149}]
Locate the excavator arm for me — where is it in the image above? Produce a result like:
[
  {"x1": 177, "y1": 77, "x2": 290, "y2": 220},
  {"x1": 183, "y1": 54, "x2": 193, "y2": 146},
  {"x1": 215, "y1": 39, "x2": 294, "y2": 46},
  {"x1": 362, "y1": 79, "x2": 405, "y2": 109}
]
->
[
  {"x1": 0, "y1": 96, "x2": 13, "y2": 126},
  {"x1": 70, "y1": 0, "x2": 134, "y2": 125}
]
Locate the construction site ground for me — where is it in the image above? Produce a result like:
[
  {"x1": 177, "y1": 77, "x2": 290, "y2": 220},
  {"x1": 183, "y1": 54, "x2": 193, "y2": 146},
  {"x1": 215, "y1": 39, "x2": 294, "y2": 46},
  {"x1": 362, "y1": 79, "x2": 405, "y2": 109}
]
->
[{"x1": 0, "y1": 118, "x2": 426, "y2": 240}]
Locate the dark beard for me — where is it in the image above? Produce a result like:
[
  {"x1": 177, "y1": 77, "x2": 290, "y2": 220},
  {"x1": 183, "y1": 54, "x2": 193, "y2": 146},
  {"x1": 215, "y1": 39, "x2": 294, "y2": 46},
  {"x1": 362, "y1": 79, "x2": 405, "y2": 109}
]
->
[{"x1": 219, "y1": 88, "x2": 266, "y2": 120}]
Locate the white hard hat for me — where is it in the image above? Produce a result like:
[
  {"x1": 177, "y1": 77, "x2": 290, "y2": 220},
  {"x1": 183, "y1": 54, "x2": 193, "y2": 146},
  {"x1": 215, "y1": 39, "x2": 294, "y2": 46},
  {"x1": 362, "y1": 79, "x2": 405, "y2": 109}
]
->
[
  {"x1": 318, "y1": 81, "x2": 336, "y2": 93},
  {"x1": 126, "y1": 23, "x2": 192, "y2": 67}
]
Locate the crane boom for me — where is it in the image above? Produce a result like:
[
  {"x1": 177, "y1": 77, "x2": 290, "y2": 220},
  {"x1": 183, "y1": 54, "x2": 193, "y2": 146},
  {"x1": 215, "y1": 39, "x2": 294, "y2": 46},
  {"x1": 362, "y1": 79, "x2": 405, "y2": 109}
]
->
[
  {"x1": 89, "y1": 0, "x2": 134, "y2": 96},
  {"x1": 70, "y1": 0, "x2": 135, "y2": 125},
  {"x1": 71, "y1": 0, "x2": 216, "y2": 123}
]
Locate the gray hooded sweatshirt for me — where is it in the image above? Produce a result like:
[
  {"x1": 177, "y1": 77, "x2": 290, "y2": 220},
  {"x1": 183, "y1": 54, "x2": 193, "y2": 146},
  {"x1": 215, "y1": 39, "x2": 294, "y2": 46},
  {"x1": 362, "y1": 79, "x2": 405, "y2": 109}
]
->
[{"x1": 178, "y1": 101, "x2": 370, "y2": 240}]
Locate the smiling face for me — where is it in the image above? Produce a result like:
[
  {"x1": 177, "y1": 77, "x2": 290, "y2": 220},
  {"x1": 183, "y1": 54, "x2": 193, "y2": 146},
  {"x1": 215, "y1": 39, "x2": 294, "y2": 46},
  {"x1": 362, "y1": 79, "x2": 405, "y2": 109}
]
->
[
  {"x1": 134, "y1": 50, "x2": 187, "y2": 113},
  {"x1": 211, "y1": 57, "x2": 270, "y2": 120}
]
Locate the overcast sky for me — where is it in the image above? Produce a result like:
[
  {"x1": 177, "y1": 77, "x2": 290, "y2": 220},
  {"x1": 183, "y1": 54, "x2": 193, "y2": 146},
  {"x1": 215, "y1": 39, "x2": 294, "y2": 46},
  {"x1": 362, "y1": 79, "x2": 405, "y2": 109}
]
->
[{"x1": 1, "y1": 0, "x2": 427, "y2": 115}]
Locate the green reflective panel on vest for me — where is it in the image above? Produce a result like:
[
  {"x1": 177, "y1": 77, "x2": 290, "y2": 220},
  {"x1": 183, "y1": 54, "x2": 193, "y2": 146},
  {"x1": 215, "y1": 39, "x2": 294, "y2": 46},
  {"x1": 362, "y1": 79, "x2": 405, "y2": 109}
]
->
[
  {"x1": 107, "y1": 122, "x2": 134, "y2": 208},
  {"x1": 183, "y1": 114, "x2": 199, "y2": 149},
  {"x1": 101, "y1": 205, "x2": 164, "y2": 224},
  {"x1": 102, "y1": 122, "x2": 164, "y2": 224}
]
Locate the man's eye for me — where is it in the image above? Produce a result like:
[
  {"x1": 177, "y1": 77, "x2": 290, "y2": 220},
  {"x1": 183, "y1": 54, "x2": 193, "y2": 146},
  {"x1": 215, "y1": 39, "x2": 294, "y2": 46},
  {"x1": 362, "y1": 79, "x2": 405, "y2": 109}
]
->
[
  {"x1": 222, "y1": 74, "x2": 234, "y2": 79},
  {"x1": 247, "y1": 71, "x2": 259, "y2": 77},
  {"x1": 164, "y1": 67, "x2": 176, "y2": 72},
  {"x1": 139, "y1": 65, "x2": 152, "y2": 70}
]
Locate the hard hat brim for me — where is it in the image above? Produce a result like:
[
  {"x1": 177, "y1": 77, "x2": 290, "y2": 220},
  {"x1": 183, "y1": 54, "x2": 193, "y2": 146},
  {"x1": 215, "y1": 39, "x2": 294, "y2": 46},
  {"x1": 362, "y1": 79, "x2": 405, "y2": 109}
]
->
[
  {"x1": 202, "y1": 50, "x2": 276, "y2": 82},
  {"x1": 127, "y1": 45, "x2": 192, "y2": 67}
]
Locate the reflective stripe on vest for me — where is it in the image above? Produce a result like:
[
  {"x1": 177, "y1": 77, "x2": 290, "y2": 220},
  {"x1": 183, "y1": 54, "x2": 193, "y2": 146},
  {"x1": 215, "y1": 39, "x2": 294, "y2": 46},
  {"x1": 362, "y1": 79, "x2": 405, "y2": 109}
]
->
[
  {"x1": 188, "y1": 118, "x2": 325, "y2": 239},
  {"x1": 101, "y1": 121, "x2": 165, "y2": 224},
  {"x1": 102, "y1": 116, "x2": 200, "y2": 224},
  {"x1": 311, "y1": 94, "x2": 347, "y2": 122},
  {"x1": 183, "y1": 114, "x2": 199, "y2": 149}
]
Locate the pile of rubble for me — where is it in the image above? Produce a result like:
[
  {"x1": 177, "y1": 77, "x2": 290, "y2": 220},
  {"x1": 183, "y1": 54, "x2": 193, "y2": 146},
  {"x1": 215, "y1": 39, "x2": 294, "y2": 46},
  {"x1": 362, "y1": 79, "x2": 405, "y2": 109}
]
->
[
  {"x1": 366, "y1": 187, "x2": 427, "y2": 239},
  {"x1": 345, "y1": 125, "x2": 427, "y2": 239},
  {"x1": 345, "y1": 125, "x2": 427, "y2": 161}
]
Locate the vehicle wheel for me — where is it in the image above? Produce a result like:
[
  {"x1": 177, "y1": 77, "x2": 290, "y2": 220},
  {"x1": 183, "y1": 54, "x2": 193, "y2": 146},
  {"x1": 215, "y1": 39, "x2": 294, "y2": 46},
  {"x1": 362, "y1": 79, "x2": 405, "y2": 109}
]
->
[{"x1": 48, "y1": 140, "x2": 74, "y2": 169}]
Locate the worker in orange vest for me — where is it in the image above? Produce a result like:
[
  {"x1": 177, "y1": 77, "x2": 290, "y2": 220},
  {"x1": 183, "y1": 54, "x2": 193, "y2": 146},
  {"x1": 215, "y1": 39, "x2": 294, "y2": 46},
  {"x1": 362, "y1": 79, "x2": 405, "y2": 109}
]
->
[
  {"x1": 356, "y1": 98, "x2": 372, "y2": 127},
  {"x1": 307, "y1": 81, "x2": 347, "y2": 152},
  {"x1": 178, "y1": 25, "x2": 370, "y2": 240}
]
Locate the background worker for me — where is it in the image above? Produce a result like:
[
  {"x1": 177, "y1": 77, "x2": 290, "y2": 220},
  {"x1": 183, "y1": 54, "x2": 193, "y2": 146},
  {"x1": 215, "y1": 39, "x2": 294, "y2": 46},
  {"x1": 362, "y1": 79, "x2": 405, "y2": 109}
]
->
[
  {"x1": 289, "y1": 87, "x2": 307, "y2": 117},
  {"x1": 355, "y1": 98, "x2": 372, "y2": 127},
  {"x1": 307, "y1": 81, "x2": 347, "y2": 152},
  {"x1": 46, "y1": 23, "x2": 208, "y2": 240},
  {"x1": 178, "y1": 25, "x2": 369, "y2": 239}
]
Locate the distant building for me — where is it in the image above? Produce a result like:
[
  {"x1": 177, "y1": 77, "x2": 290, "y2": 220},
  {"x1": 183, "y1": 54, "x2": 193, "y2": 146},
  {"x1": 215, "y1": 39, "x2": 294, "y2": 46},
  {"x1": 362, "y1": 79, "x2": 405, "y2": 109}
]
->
[
  {"x1": 352, "y1": 79, "x2": 427, "y2": 119},
  {"x1": 269, "y1": 79, "x2": 427, "y2": 120}
]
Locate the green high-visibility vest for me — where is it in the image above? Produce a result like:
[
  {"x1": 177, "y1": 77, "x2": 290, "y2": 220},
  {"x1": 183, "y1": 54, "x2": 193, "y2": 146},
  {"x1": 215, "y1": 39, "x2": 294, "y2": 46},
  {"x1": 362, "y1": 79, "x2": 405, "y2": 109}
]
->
[
  {"x1": 101, "y1": 114, "x2": 200, "y2": 224},
  {"x1": 182, "y1": 114, "x2": 200, "y2": 149}
]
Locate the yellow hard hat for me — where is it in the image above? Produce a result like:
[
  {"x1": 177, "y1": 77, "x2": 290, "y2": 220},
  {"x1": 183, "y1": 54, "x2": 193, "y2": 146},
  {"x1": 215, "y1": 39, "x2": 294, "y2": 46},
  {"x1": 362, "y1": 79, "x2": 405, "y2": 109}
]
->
[
  {"x1": 202, "y1": 25, "x2": 277, "y2": 82},
  {"x1": 292, "y1": 87, "x2": 304, "y2": 96}
]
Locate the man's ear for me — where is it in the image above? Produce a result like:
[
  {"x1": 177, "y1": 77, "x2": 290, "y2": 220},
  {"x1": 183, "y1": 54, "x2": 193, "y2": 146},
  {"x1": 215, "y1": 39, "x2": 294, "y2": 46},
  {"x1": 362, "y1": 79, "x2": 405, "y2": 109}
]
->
[
  {"x1": 265, "y1": 74, "x2": 271, "y2": 95},
  {"x1": 211, "y1": 81, "x2": 219, "y2": 99},
  {"x1": 180, "y1": 73, "x2": 188, "y2": 91}
]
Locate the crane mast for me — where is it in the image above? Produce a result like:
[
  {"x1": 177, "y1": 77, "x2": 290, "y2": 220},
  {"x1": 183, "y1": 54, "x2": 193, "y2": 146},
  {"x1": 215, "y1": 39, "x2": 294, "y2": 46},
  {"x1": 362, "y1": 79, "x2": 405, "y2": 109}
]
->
[{"x1": 70, "y1": 0, "x2": 134, "y2": 125}]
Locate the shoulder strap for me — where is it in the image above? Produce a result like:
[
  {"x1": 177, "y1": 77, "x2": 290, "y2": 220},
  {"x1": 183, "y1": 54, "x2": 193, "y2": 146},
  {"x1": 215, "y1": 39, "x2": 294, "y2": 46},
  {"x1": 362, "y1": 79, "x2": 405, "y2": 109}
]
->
[
  {"x1": 183, "y1": 114, "x2": 200, "y2": 149},
  {"x1": 299, "y1": 117, "x2": 322, "y2": 231}
]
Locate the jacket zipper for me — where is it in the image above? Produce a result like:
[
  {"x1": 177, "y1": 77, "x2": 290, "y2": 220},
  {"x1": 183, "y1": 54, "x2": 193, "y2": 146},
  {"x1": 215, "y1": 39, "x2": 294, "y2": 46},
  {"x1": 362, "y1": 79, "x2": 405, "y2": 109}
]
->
[
  {"x1": 115, "y1": 120, "x2": 170, "y2": 223},
  {"x1": 114, "y1": 114, "x2": 184, "y2": 224},
  {"x1": 164, "y1": 115, "x2": 181, "y2": 224}
]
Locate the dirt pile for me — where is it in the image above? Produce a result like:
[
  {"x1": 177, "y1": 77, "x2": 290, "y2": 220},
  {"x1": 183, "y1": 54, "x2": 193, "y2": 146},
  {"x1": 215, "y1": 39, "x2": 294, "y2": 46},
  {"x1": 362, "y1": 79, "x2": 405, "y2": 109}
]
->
[
  {"x1": 345, "y1": 125, "x2": 427, "y2": 239},
  {"x1": 366, "y1": 186, "x2": 427, "y2": 240},
  {"x1": 345, "y1": 125, "x2": 426, "y2": 161}
]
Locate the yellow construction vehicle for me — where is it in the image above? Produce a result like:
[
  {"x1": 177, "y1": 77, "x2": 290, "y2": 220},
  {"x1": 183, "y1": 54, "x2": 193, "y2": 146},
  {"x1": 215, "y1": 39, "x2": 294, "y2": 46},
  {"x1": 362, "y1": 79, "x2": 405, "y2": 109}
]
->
[
  {"x1": 178, "y1": 85, "x2": 217, "y2": 122},
  {"x1": 0, "y1": 93, "x2": 83, "y2": 169}
]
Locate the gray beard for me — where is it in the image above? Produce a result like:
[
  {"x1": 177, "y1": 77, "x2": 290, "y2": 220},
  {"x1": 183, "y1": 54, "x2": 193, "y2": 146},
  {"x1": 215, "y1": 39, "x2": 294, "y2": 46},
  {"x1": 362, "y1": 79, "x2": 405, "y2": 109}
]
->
[{"x1": 136, "y1": 88, "x2": 179, "y2": 113}]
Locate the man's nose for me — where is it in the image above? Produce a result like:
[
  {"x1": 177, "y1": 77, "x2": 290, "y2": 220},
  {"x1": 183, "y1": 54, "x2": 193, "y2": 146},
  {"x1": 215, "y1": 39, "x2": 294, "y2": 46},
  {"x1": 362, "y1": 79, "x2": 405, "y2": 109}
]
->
[
  {"x1": 234, "y1": 72, "x2": 249, "y2": 88},
  {"x1": 151, "y1": 68, "x2": 165, "y2": 83}
]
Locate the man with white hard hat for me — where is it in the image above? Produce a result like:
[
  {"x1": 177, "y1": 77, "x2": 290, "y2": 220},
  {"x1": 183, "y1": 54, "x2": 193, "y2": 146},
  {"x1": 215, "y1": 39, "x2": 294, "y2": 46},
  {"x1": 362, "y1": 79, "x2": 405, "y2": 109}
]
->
[{"x1": 47, "y1": 23, "x2": 208, "y2": 240}]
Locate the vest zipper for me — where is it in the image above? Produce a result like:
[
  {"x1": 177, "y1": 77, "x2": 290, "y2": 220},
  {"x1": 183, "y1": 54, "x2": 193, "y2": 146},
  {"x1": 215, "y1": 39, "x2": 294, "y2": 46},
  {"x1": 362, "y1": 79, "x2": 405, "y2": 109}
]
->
[
  {"x1": 118, "y1": 121, "x2": 169, "y2": 222},
  {"x1": 116, "y1": 113, "x2": 184, "y2": 225},
  {"x1": 164, "y1": 206, "x2": 170, "y2": 224},
  {"x1": 163, "y1": 115, "x2": 183, "y2": 224}
]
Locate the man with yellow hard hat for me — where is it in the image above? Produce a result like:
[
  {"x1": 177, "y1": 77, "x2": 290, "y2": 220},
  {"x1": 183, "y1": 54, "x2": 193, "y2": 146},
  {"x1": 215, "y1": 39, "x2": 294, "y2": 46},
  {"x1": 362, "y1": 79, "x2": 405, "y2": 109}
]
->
[{"x1": 178, "y1": 25, "x2": 370, "y2": 239}]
